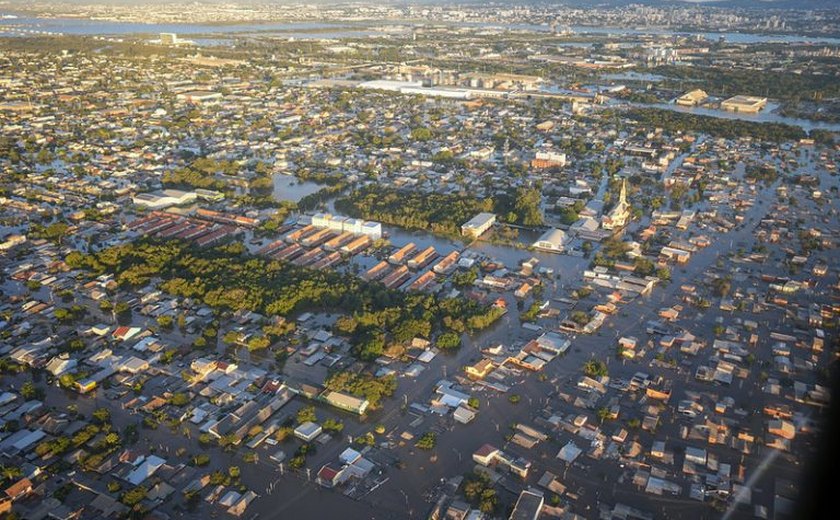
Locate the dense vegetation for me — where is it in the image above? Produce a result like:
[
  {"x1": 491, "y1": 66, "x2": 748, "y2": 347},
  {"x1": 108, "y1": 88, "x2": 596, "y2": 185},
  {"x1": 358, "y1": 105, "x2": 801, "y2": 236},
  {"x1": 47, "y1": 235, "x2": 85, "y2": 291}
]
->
[
  {"x1": 462, "y1": 471, "x2": 499, "y2": 514},
  {"x1": 162, "y1": 157, "x2": 239, "y2": 191},
  {"x1": 335, "y1": 185, "x2": 493, "y2": 237},
  {"x1": 324, "y1": 371, "x2": 397, "y2": 410},
  {"x1": 65, "y1": 240, "x2": 502, "y2": 361},
  {"x1": 745, "y1": 164, "x2": 780, "y2": 184},
  {"x1": 335, "y1": 185, "x2": 543, "y2": 238},
  {"x1": 622, "y1": 108, "x2": 806, "y2": 142},
  {"x1": 653, "y1": 65, "x2": 840, "y2": 102}
]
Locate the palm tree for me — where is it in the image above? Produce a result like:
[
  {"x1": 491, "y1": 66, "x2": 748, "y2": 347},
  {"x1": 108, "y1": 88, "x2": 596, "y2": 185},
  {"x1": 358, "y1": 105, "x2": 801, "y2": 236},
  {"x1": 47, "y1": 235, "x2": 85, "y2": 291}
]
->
[{"x1": 0, "y1": 465, "x2": 22, "y2": 482}]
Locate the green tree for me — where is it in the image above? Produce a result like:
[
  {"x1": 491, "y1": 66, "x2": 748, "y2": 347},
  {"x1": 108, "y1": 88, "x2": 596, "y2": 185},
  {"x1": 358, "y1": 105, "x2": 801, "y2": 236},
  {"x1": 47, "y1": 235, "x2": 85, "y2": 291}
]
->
[
  {"x1": 20, "y1": 381, "x2": 39, "y2": 400},
  {"x1": 121, "y1": 486, "x2": 147, "y2": 507},
  {"x1": 415, "y1": 432, "x2": 436, "y2": 450},
  {"x1": 296, "y1": 406, "x2": 317, "y2": 424},
  {"x1": 583, "y1": 359, "x2": 608, "y2": 378},
  {"x1": 91, "y1": 407, "x2": 111, "y2": 424},
  {"x1": 437, "y1": 331, "x2": 461, "y2": 349}
]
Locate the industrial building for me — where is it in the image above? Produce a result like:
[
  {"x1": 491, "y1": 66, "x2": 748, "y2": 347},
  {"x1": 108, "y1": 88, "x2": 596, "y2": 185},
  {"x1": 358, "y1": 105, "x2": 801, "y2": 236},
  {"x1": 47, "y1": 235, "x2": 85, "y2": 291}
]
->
[
  {"x1": 675, "y1": 89, "x2": 709, "y2": 107},
  {"x1": 310, "y1": 212, "x2": 382, "y2": 240},
  {"x1": 461, "y1": 212, "x2": 496, "y2": 239},
  {"x1": 132, "y1": 189, "x2": 197, "y2": 209},
  {"x1": 531, "y1": 151, "x2": 567, "y2": 169},
  {"x1": 357, "y1": 80, "x2": 471, "y2": 99},
  {"x1": 175, "y1": 91, "x2": 223, "y2": 104},
  {"x1": 509, "y1": 489, "x2": 545, "y2": 520},
  {"x1": 720, "y1": 95, "x2": 767, "y2": 113},
  {"x1": 532, "y1": 228, "x2": 567, "y2": 253},
  {"x1": 159, "y1": 33, "x2": 178, "y2": 45}
]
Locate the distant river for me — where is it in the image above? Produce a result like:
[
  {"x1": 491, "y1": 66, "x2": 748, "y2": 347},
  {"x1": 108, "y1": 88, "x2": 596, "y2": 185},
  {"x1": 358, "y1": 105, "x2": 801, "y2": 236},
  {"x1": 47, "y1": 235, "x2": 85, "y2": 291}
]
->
[
  {"x1": 464, "y1": 21, "x2": 840, "y2": 45},
  {"x1": 3, "y1": 15, "x2": 839, "y2": 45},
  {"x1": 0, "y1": 16, "x2": 370, "y2": 39}
]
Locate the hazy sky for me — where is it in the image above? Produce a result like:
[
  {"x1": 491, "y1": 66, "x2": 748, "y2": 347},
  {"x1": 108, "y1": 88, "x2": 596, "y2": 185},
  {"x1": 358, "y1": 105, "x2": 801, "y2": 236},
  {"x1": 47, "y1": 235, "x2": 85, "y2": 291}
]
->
[{"x1": 4, "y1": 0, "x2": 837, "y2": 9}]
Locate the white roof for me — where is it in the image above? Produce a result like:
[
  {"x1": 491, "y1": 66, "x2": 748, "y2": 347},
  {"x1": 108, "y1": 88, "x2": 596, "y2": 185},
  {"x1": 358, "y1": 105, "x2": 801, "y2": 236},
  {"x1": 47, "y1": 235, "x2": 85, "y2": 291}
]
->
[
  {"x1": 126, "y1": 455, "x2": 166, "y2": 486},
  {"x1": 557, "y1": 441, "x2": 582, "y2": 463},
  {"x1": 339, "y1": 447, "x2": 362, "y2": 465},
  {"x1": 535, "y1": 228, "x2": 567, "y2": 246}
]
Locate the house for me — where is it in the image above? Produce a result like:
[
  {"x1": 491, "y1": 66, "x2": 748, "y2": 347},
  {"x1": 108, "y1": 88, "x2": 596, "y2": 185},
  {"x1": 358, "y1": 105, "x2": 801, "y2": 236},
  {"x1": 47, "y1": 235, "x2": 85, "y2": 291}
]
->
[
  {"x1": 322, "y1": 391, "x2": 369, "y2": 415},
  {"x1": 465, "y1": 359, "x2": 494, "y2": 380},
  {"x1": 453, "y1": 406, "x2": 476, "y2": 424},
  {"x1": 514, "y1": 282, "x2": 533, "y2": 298},
  {"x1": 228, "y1": 490, "x2": 257, "y2": 517},
  {"x1": 117, "y1": 356, "x2": 149, "y2": 374},
  {"x1": 557, "y1": 441, "x2": 582, "y2": 463},
  {"x1": 509, "y1": 489, "x2": 544, "y2": 520},
  {"x1": 473, "y1": 444, "x2": 500, "y2": 466},
  {"x1": 112, "y1": 326, "x2": 141, "y2": 342},
  {"x1": 339, "y1": 447, "x2": 362, "y2": 465},
  {"x1": 537, "y1": 472, "x2": 566, "y2": 495},
  {"x1": 435, "y1": 381, "x2": 470, "y2": 408},
  {"x1": 45, "y1": 355, "x2": 77, "y2": 376},
  {"x1": 4, "y1": 478, "x2": 32, "y2": 501},
  {"x1": 125, "y1": 455, "x2": 166, "y2": 486},
  {"x1": 294, "y1": 422, "x2": 323, "y2": 442},
  {"x1": 317, "y1": 463, "x2": 347, "y2": 488},
  {"x1": 767, "y1": 419, "x2": 796, "y2": 440}
]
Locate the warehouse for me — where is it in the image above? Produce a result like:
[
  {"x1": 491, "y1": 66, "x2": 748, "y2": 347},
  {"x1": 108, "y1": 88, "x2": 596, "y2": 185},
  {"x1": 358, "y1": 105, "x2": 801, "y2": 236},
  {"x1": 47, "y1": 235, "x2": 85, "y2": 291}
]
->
[
  {"x1": 461, "y1": 212, "x2": 496, "y2": 238},
  {"x1": 132, "y1": 189, "x2": 197, "y2": 209},
  {"x1": 720, "y1": 95, "x2": 767, "y2": 113},
  {"x1": 532, "y1": 228, "x2": 567, "y2": 252}
]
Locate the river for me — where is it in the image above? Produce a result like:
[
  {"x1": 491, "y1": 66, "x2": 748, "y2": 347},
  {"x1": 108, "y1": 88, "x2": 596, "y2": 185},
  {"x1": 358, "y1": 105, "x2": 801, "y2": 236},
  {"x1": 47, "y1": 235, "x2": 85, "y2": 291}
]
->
[
  {"x1": 2, "y1": 15, "x2": 840, "y2": 46},
  {"x1": 0, "y1": 16, "x2": 382, "y2": 40},
  {"x1": 462, "y1": 21, "x2": 840, "y2": 45}
]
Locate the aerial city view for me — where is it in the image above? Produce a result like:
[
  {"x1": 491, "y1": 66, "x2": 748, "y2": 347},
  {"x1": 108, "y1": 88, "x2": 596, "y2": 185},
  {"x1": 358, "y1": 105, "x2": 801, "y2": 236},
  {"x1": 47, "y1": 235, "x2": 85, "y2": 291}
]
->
[{"x1": 1, "y1": 0, "x2": 840, "y2": 519}]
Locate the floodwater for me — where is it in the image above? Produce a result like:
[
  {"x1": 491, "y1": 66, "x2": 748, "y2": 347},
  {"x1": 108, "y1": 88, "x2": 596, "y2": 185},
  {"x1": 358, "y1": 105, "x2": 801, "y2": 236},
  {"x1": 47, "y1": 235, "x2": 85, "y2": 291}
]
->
[
  {"x1": 463, "y1": 21, "x2": 840, "y2": 45},
  {"x1": 0, "y1": 16, "x2": 389, "y2": 41},
  {"x1": 601, "y1": 72, "x2": 667, "y2": 83},
  {"x1": 0, "y1": 17, "x2": 348, "y2": 35},
  {"x1": 272, "y1": 174, "x2": 324, "y2": 202},
  {"x1": 325, "y1": 203, "x2": 590, "y2": 283},
  {"x1": 3, "y1": 15, "x2": 839, "y2": 45}
]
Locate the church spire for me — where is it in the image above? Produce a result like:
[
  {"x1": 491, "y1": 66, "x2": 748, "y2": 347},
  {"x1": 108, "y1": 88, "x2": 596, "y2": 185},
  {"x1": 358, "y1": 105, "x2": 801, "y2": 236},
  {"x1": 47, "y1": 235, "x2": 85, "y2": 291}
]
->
[{"x1": 619, "y1": 178, "x2": 627, "y2": 206}]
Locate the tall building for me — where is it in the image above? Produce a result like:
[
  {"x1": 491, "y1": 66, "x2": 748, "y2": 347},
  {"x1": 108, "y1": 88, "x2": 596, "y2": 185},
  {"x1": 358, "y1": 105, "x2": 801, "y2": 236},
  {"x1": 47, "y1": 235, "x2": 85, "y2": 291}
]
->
[{"x1": 602, "y1": 179, "x2": 631, "y2": 230}]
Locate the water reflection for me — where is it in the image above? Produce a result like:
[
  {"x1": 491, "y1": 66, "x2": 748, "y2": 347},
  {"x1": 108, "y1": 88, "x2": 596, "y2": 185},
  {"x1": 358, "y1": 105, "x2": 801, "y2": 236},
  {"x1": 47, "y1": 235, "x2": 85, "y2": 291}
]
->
[{"x1": 272, "y1": 175, "x2": 323, "y2": 202}]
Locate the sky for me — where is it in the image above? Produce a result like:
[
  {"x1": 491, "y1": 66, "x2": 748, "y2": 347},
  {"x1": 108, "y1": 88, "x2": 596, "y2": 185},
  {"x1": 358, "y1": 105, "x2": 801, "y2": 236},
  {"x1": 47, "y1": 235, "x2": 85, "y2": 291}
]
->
[{"x1": 4, "y1": 0, "x2": 838, "y2": 9}]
